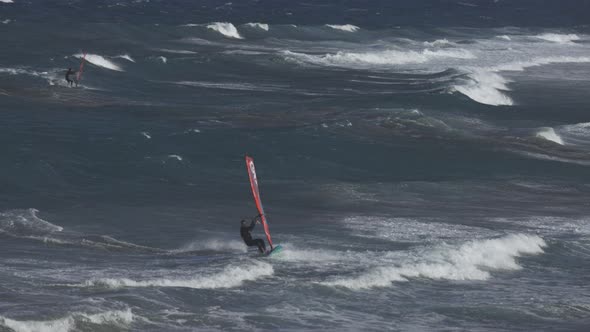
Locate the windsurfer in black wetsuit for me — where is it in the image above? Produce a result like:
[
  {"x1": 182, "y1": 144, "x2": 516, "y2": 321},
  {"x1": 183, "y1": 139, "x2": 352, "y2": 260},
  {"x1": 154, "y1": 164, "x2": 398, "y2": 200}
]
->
[
  {"x1": 65, "y1": 68, "x2": 76, "y2": 87},
  {"x1": 240, "y1": 214, "x2": 266, "y2": 254}
]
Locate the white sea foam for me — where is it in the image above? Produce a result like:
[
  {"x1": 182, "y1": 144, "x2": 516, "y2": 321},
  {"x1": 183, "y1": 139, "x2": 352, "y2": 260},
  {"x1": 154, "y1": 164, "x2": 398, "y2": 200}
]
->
[
  {"x1": 74, "y1": 54, "x2": 123, "y2": 72},
  {"x1": 536, "y1": 127, "x2": 564, "y2": 145},
  {"x1": 326, "y1": 24, "x2": 360, "y2": 32},
  {"x1": 157, "y1": 56, "x2": 167, "y2": 64},
  {"x1": 245, "y1": 22, "x2": 269, "y2": 31},
  {"x1": 140, "y1": 131, "x2": 151, "y2": 139},
  {"x1": 83, "y1": 261, "x2": 273, "y2": 289},
  {"x1": 534, "y1": 33, "x2": 580, "y2": 44},
  {"x1": 115, "y1": 54, "x2": 135, "y2": 62},
  {"x1": 284, "y1": 48, "x2": 475, "y2": 68},
  {"x1": 454, "y1": 70, "x2": 513, "y2": 106},
  {"x1": 0, "y1": 0, "x2": 14, "y2": 3},
  {"x1": 167, "y1": 154, "x2": 182, "y2": 161},
  {"x1": 423, "y1": 39, "x2": 451, "y2": 47},
  {"x1": 207, "y1": 22, "x2": 243, "y2": 39},
  {"x1": 322, "y1": 234, "x2": 546, "y2": 290},
  {"x1": 497, "y1": 35, "x2": 512, "y2": 41},
  {"x1": 491, "y1": 56, "x2": 590, "y2": 72},
  {"x1": 1, "y1": 19, "x2": 11, "y2": 24},
  {"x1": 0, "y1": 309, "x2": 133, "y2": 332}
]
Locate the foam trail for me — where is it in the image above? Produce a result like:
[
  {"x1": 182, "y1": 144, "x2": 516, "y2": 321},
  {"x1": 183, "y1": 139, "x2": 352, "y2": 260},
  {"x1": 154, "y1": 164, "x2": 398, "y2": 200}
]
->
[
  {"x1": 536, "y1": 127, "x2": 564, "y2": 145},
  {"x1": 326, "y1": 24, "x2": 360, "y2": 32},
  {"x1": 245, "y1": 23, "x2": 269, "y2": 31},
  {"x1": 74, "y1": 54, "x2": 123, "y2": 72},
  {"x1": 322, "y1": 234, "x2": 546, "y2": 290},
  {"x1": 0, "y1": 309, "x2": 133, "y2": 332},
  {"x1": 0, "y1": 0, "x2": 14, "y2": 3},
  {"x1": 534, "y1": 33, "x2": 580, "y2": 44},
  {"x1": 207, "y1": 22, "x2": 243, "y2": 39},
  {"x1": 82, "y1": 261, "x2": 273, "y2": 289}
]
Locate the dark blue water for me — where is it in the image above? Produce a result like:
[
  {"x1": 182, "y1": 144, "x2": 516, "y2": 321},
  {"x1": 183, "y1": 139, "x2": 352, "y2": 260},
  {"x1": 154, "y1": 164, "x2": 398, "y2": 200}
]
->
[{"x1": 1, "y1": 1, "x2": 590, "y2": 331}]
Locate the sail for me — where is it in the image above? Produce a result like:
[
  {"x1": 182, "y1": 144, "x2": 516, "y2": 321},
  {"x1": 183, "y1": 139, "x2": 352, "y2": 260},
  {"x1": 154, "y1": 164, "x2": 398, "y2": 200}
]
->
[
  {"x1": 245, "y1": 155, "x2": 273, "y2": 249},
  {"x1": 77, "y1": 53, "x2": 86, "y2": 81}
]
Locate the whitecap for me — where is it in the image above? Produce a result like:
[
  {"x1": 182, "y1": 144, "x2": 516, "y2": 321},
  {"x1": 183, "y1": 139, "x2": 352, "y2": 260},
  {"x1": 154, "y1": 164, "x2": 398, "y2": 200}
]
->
[
  {"x1": 206, "y1": 22, "x2": 243, "y2": 39},
  {"x1": 321, "y1": 234, "x2": 546, "y2": 289},
  {"x1": 244, "y1": 22, "x2": 269, "y2": 31},
  {"x1": 534, "y1": 33, "x2": 580, "y2": 44},
  {"x1": 325, "y1": 24, "x2": 360, "y2": 32},
  {"x1": 75, "y1": 54, "x2": 123, "y2": 72},
  {"x1": 0, "y1": 309, "x2": 133, "y2": 332},
  {"x1": 536, "y1": 127, "x2": 564, "y2": 145}
]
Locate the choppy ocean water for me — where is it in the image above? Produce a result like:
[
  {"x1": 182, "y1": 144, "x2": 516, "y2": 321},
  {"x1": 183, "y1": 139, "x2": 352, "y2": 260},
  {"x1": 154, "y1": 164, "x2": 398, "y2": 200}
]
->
[{"x1": 1, "y1": 1, "x2": 590, "y2": 331}]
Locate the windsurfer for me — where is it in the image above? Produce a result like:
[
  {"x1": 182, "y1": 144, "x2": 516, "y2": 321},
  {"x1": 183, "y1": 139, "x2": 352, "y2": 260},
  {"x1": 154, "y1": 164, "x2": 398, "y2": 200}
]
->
[
  {"x1": 240, "y1": 214, "x2": 267, "y2": 253},
  {"x1": 65, "y1": 68, "x2": 77, "y2": 87}
]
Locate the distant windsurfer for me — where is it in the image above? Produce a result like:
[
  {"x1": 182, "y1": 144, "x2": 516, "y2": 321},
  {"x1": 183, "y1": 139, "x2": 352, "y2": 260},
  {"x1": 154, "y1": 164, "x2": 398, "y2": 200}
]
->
[
  {"x1": 65, "y1": 68, "x2": 77, "y2": 87},
  {"x1": 240, "y1": 214, "x2": 267, "y2": 254}
]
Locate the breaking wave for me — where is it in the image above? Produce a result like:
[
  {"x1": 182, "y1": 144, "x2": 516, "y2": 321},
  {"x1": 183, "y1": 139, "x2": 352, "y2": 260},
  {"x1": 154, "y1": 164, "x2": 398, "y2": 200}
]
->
[
  {"x1": 536, "y1": 127, "x2": 564, "y2": 145},
  {"x1": 0, "y1": 309, "x2": 134, "y2": 332},
  {"x1": 206, "y1": 22, "x2": 243, "y2": 39},
  {"x1": 0, "y1": 208, "x2": 63, "y2": 235},
  {"x1": 454, "y1": 56, "x2": 590, "y2": 106},
  {"x1": 453, "y1": 70, "x2": 513, "y2": 106},
  {"x1": 325, "y1": 24, "x2": 360, "y2": 32},
  {"x1": 283, "y1": 48, "x2": 475, "y2": 68},
  {"x1": 244, "y1": 22, "x2": 269, "y2": 31},
  {"x1": 115, "y1": 54, "x2": 135, "y2": 62},
  {"x1": 321, "y1": 234, "x2": 546, "y2": 290},
  {"x1": 81, "y1": 261, "x2": 273, "y2": 289},
  {"x1": 534, "y1": 33, "x2": 580, "y2": 44},
  {"x1": 75, "y1": 54, "x2": 123, "y2": 72}
]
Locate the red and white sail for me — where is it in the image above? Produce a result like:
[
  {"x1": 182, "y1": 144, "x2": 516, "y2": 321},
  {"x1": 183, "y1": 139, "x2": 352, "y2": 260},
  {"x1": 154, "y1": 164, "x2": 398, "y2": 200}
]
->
[{"x1": 245, "y1": 155, "x2": 273, "y2": 249}]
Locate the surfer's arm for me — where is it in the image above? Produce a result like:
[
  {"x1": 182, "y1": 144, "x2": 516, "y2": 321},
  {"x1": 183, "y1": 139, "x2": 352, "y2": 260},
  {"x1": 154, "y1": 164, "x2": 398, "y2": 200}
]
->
[{"x1": 248, "y1": 219, "x2": 257, "y2": 230}]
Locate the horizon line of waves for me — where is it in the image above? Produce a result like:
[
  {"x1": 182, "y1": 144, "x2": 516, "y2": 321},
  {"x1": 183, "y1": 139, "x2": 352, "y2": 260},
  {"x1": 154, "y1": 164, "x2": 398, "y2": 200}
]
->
[
  {"x1": 0, "y1": 309, "x2": 134, "y2": 332},
  {"x1": 74, "y1": 53, "x2": 123, "y2": 72},
  {"x1": 77, "y1": 261, "x2": 273, "y2": 289},
  {"x1": 206, "y1": 22, "x2": 243, "y2": 39},
  {"x1": 536, "y1": 127, "x2": 564, "y2": 145},
  {"x1": 534, "y1": 33, "x2": 581, "y2": 44},
  {"x1": 325, "y1": 24, "x2": 360, "y2": 32},
  {"x1": 320, "y1": 233, "x2": 546, "y2": 290},
  {"x1": 282, "y1": 48, "x2": 476, "y2": 68},
  {"x1": 244, "y1": 22, "x2": 269, "y2": 31}
]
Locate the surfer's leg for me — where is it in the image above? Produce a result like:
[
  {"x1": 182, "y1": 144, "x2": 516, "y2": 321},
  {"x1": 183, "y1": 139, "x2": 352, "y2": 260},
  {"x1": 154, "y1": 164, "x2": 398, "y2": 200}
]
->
[{"x1": 255, "y1": 239, "x2": 266, "y2": 253}]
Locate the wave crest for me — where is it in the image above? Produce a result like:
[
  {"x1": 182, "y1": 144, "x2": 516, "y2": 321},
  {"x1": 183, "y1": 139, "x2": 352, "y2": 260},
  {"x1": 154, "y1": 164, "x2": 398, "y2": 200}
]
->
[
  {"x1": 0, "y1": 309, "x2": 133, "y2": 332},
  {"x1": 321, "y1": 234, "x2": 546, "y2": 290},
  {"x1": 206, "y1": 22, "x2": 243, "y2": 39}
]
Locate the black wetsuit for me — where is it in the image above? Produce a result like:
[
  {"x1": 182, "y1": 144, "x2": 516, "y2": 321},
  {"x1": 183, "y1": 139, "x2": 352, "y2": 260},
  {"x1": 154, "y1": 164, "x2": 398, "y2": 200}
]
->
[
  {"x1": 241, "y1": 217, "x2": 266, "y2": 253},
  {"x1": 65, "y1": 69, "x2": 75, "y2": 86}
]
